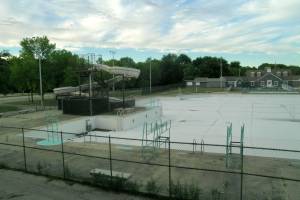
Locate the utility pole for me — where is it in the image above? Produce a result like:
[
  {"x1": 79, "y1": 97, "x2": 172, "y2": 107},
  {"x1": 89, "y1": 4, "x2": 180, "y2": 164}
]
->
[
  {"x1": 38, "y1": 55, "x2": 43, "y2": 108},
  {"x1": 149, "y1": 58, "x2": 152, "y2": 93},
  {"x1": 33, "y1": 40, "x2": 44, "y2": 109},
  {"x1": 109, "y1": 50, "x2": 116, "y2": 91},
  {"x1": 220, "y1": 57, "x2": 223, "y2": 88}
]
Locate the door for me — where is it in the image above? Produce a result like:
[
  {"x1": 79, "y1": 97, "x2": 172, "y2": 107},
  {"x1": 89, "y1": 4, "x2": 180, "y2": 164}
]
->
[{"x1": 267, "y1": 80, "x2": 272, "y2": 87}]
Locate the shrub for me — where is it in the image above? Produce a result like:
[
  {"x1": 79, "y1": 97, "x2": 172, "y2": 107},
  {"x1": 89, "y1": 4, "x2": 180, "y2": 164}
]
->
[
  {"x1": 93, "y1": 173, "x2": 140, "y2": 193},
  {"x1": 171, "y1": 181, "x2": 202, "y2": 200},
  {"x1": 146, "y1": 178, "x2": 161, "y2": 194},
  {"x1": 211, "y1": 188, "x2": 221, "y2": 200},
  {"x1": 37, "y1": 161, "x2": 43, "y2": 174}
]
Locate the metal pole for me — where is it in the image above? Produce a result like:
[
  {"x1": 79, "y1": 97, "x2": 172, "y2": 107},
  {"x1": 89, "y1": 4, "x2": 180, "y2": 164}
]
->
[
  {"x1": 89, "y1": 72, "x2": 93, "y2": 116},
  {"x1": 22, "y1": 128, "x2": 27, "y2": 171},
  {"x1": 89, "y1": 72, "x2": 92, "y2": 98},
  {"x1": 240, "y1": 141, "x2": 244, "y2": 200},
  {"x1": 122, "y1": 75, "x2": 125, "y2": 108},
  {"x1": 168, "y1": 140, "x2": 172, "y2": 198},
  {"x1": 60, "y1": 131, "x2": 66, "y2": 179},
  {"x1": 149, "y1": 58, "x2": 152, "y2": 94},
  {"x1": 79, "y1": 75, "x2": 81, "y2": 96},
  {"x1": 110, "y1": 50, "x2": 116, "y2": 92},
  {"x1": 109, "y1": 136, "x2": 113, "y2": 183},
  {"x1": 220, "y1": 58, "x2": 223, "y2": 88},
  {"x1": 39, "y1": 56, "x2": 44, "y2": 108}
]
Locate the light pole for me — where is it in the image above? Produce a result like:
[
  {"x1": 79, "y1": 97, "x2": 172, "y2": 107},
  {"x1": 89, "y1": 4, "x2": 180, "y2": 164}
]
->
[
  {"x1": 149, "y1": 58, "x2": 152, "y2": 93},
  {"x1": 220, "y1": 57, "x2": 223, "y2": 88},
  {"x1": 109, "y1": 50, "x2": 116, "y2": 91},
  {"x1": 38, "y1": 54, "x2": 43, "y2": 108},
  {"x1": 33, "y1": 42, "x2": 44, "y2": 109}
]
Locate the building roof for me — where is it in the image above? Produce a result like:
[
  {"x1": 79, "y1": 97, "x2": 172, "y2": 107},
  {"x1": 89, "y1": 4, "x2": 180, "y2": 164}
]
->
[
  {"x1": 194, "y1": 77, "x2": 208, "y2": 82},
  {"x1": 223, "y1": 76, "x2": 242, "y2": 81},
  {"x1": 283, "y1": 75, "x2": 300, "y2": 81},
  {"x1": 255, "y1": 72, "x2": 282, "y2": 82}
]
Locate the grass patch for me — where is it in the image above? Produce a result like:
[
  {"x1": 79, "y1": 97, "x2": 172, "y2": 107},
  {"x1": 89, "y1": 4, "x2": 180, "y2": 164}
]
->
[
  {"x1": 170, "y1": 181, "x2": 202, "y2": 200},
  {"x1": 157, "y1": 87, "x2": 227, "y2": 96},
  {"x1": 145, "y1": 178, "x2": 161, "y2": 194},
  {"x1": 92, "y1": 173, "x2": 140, "y2": 193},
  {"x1": 0, "y1": 105, "x2": 20, "y2": 113},
  {"x1": 6, "y1": 99, "x2": 57, "y2": 107}
]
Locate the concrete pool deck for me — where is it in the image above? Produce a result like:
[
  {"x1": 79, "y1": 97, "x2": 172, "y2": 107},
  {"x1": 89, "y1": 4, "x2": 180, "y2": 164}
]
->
[{"x1": 1, "y1": 93, "x2": 300, "y2": 159}]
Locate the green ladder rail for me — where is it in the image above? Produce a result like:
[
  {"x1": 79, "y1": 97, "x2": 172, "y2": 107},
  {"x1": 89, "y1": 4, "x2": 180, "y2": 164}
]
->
[
  {"x1": 141, "y1": 120, "x2": 171, "y2": 159},
  {"x1": 226, "y1": 123, "x2": 245, "y2": 168}
]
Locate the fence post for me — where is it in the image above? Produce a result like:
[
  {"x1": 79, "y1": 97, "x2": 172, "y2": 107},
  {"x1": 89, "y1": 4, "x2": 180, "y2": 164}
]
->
[
  {"x1": 21, "y1": 128, "x2": 27, "y2": 172},
  {"x1": 60, "y1": 131, "x2": 66, "y2": 179},
  {"x1": 168, "y1": 140, "x2": 172, "y2": 198},
  {"x1": 109, "y1": 136, "x2": 113, "y2": 183},
  {"x1": 240, "y1": 142, "x2": 244, "y2": 200}
]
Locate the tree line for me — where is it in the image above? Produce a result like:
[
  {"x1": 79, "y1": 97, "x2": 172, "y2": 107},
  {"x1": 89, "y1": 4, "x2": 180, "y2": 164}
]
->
[{"x1": 1, "y1": 36, "x2": 300, "y2": 96}]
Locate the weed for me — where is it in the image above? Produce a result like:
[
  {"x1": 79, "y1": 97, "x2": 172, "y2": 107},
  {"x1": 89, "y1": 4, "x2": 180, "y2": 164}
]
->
[
  {"x1": 146, "y1": 178, "x2": 161, "y2": 194},
  {"x1": 64, "y1": 164, "x2": 72, "y2": 178},
  {"x1": 93, "y1": 173, "x2": 140, "y2": 193},
  {"x1": 37, "y1": 161, "x2": 43, "y2": 174},
  {"x1": 171, "y1": 181, "x2": 202, "y2": 200},
  {"x1": 211, "y1": 188, "x2": 221, "y2": 200},
  {"x1": 0, "y1": 162, "x2": 8, "y2": 169}
]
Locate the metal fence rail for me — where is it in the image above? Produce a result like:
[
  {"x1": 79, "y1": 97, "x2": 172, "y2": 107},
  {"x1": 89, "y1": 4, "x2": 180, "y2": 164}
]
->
[{"x1": 0, "y1": 125, "x2": 300, "y2": 200}]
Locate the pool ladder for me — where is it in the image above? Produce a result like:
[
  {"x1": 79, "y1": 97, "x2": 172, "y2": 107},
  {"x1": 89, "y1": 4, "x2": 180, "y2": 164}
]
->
[{"x1": 192, "y1": 139, "x2": 205, "y2": 153}]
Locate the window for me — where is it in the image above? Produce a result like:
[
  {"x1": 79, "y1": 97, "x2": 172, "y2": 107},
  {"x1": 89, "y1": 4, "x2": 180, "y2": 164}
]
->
[
  {"x1": 250, "y1": 72, "x2": 255, "y2": 77},
  {"x1": 274, "y1": 81, "x2": 278, "y2": 86},
  {"x1": 250, "y1": 81, "x2": 255, "y2": 86},
  {"x1": 187, "y1": 81, "x2": 193, "y2": 86},
  {"x1": 276, "y1": 71, "x2": 281, "y2": 77},
  {"x1": 257, "y1": 72, "x2": 261, "y2": 77},
  {"x1": 260, "y1": 81, "x2": 265, "y2": 87}
]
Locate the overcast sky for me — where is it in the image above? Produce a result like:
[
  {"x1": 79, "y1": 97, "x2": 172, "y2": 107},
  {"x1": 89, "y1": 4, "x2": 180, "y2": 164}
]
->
[{"x1": 0, "y1": 0, "x2": 300, "y2": 66}]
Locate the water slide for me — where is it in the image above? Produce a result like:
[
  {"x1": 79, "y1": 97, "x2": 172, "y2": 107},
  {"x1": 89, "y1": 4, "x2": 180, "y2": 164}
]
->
[{"x1": 53, "y1": 64, "x2": 140, "y2": 95}]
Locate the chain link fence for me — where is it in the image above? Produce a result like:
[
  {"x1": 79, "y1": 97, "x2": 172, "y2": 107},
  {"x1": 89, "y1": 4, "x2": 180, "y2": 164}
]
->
[{"x1": 0, "y1": 126, "x2": 300, "y2": 200}]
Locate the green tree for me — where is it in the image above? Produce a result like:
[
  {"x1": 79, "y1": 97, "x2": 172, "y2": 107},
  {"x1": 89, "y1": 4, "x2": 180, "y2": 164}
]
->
[
  {"x1": 176, "y1": 54, "x2": 193, "y2": 80},
  {"x1": 229, "y1": 61, "x2": 241, "y2": 76},
  {"x1": 18, "y1": 36, "x2": 56, "y2": 100},
  {"x1": 49, "y1": 50, "x2": 87, "y2": 87},
  {"x1": 160, "y1": 54, "x2": 184, "y2": 85},
  {"x1": 20, "y1": 36, "x2": 55, "y2": 58},
  {"x1": 0, "y1": 51, "x2": 11, "y2": 94},
  {"x1": 119, "y1": 57, "x2": 135, "y2": 67},
  {"x1": 176, "y1": 54, "x2": 192, "y2": 65},
  {"x1": 10, "y1": 55, "x2": 38, "y2": 101},
  {"x1": 192, "y1": 56, "x2": 230, "y2": 78}
]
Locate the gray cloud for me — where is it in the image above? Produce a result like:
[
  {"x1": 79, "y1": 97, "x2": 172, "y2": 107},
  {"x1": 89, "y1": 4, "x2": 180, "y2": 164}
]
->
[{"x1": 0, "y1": 0, "x2": 299, "y2": 54}]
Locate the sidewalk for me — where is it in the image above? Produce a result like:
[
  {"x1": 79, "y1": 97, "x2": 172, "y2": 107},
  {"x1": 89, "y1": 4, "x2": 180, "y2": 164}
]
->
[{"x1": 0, "y1": 169, "x2": 151, "y2": 200}]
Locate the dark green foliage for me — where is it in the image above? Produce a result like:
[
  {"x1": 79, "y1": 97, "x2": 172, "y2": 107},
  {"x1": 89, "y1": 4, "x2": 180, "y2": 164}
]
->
[
  {"x1": 258, "y1": 63, "x2": 300, "y2": 75},
  {"x1": 0, "y1": 162, "x2": 8, "y2": 169},
  {"x1": 160, "y1": 54, "x2": 184, "y2": 85},
  {"x1": 0, "y1": 105, "x2": 20, "y2": 113},
  {"x1": 0, "y1": 51, "x2": 11, "y2": 94},
  {"x1": 64, "y1": 164, "x2": 72, "y2": 178},
  {"x1": 211, "y1": 188, "x2": 221, "y2": 200},
  {"x1": 1, "y1": 36, "x2": 300, "y2": 95},
  {"x1": 37, "y1": 162, "x2": 43, "y2": 174},
  {"x1": 170, "y1": 181, "x2": 202, "y2": 200},
  {"x1": 92, "y1": 173, "x2": 140, "y2": 193},
  {"x1": 146, "y1": 178, "x2": 161, "y2": 194}
]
